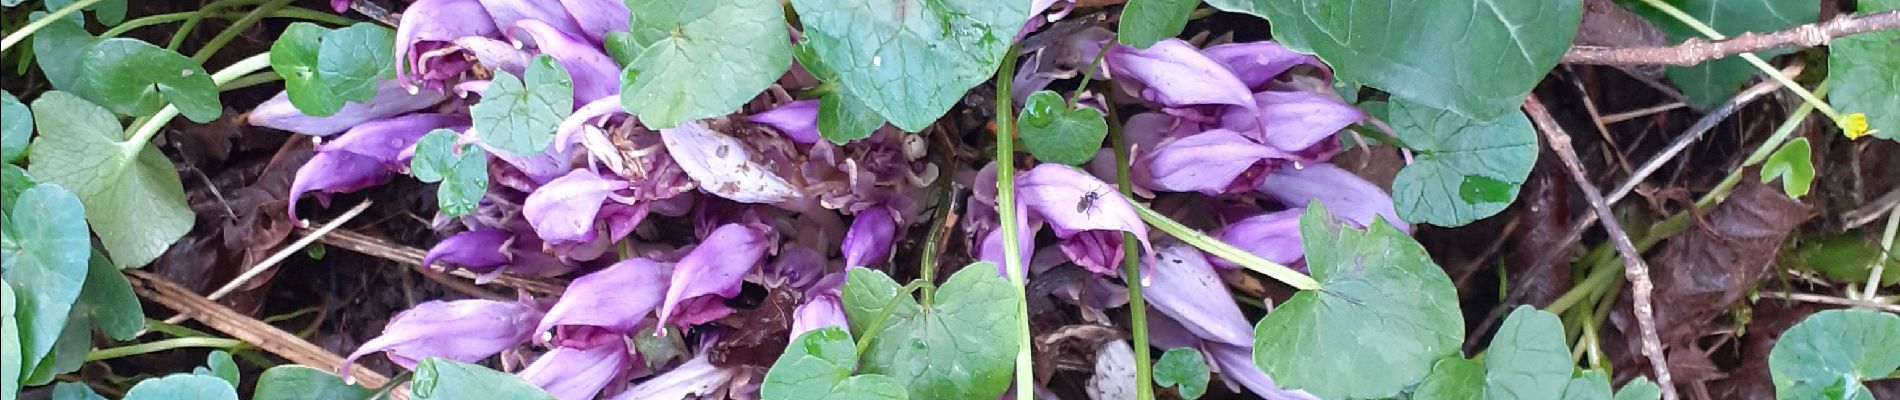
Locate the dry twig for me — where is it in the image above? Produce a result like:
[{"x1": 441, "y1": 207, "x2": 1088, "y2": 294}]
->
[
  {"x1": 125, "y1": 269, "x2": 393, "y2": 388},
  {"x1": 1564, "y1": 10, "x2": 1900, "y2": 66},
  {"x1": 1525, "y1": 95, "x2": 1679, "y2": 400},
  {"x1": 311, "y1": 229, "x2": 567, "y2": 296}
]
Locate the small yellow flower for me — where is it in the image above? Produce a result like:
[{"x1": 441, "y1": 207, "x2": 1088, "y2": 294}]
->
[{"x1": 1842, "y1": 113, "x2": 1872, "y2": 140}]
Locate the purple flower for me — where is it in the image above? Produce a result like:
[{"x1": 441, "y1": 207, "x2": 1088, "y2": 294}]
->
[
  {"x1": 1200, "y1": 41, "x2": 1328, "y2": 91},
  {"x1": 247, "y1": 81, "x2": 447, "y2": 137},
  {"x1": 453, "y1": 36, "x2": 532, "y2": 77},
  {"x1": 558, "y1": 95, "x2": 629, "y2": 169},
  {"x1": 1254, "y1": 163, "x2": 1409, "y2": 232},
  {"x1": 473, "y1": 0, "x2": 586, "y2": 42},
  {"x1": 507, "y1": 19, "x2": 620, "y2": 103},
  {"x1": 519, "y1": 341, "x2": 633, "y2": 400},
  {"x1": 331, "y1": 0, "x2": 350, "y2": 12},
  {"x1": 422, "y1": 229, "x2": 512, "y2": 273},
  {"x1": 657, "y1": 223, "x2": 773, "y2": 328},
  {"x1": 762, "y1": 245, "x2": 826, "y2": 290},
  {"x1": 747, "y1": 100, "x2": 820, "y2": 145},
  {"x1": 977, "y1": 198, "x2": 1035, "y2": 279},
  {"x1": 1144, "y1": 244, "x2": 1252, "y2": 346},
  {"x1": 1107, "y1": 39, "x2": 1255, "y2": 114},
  {"x1": 1206, "y1": 343, "x2": 1319, "y2": 400},
  {"x1": 789, "y1": 275, "x2": 845, "y2": 340},
  {"x1": 1211, "y1": 209, "x2": 1305, "y2": 270},
  {"x1": 289, "y1": 114, "x2": 468, "y2": 220},
  {"x1": 841, "y1": 206, "x2": 896, "y2": 268},
  {"x1": 610, "y1": 354, "x2": 738, "y2": 400},
  {"x1": 523, "y1": 168, "x2": 632, "y2": 244},
  {"x1": 556, "y1": 0, "x2": 628, "y2": 43},
  {"x1": 1143, "y1": 129, "x2": 1280, "y2": 195},
  {"x1": 1220, "y1": 90, "x2": 1365, "y2": 154},
  {"x1": 537, "y1": 258, "x2": 671, "y2": 337},
  {"x1": 393, "y1": 0, "x2": 499, "y2": 91},
  {"x1": 1016, "y1": 164, "x2": 1153, "y2": 276},
  {"x1": 661, "y1": 121, "x2": 802, "y2": 204},
  {"x1": 342, "y1": 299, "x2": 539, "y2": 378}
]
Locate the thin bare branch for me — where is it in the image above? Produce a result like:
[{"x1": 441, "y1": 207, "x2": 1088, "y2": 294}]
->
[
  {"x1": 1565, "y1": 10, "x2": 1900, "y2": 66},
  {"x1": 1525, "y1": 94, "x2": 1679, "y2": 400},
  {"x1": 126, "y1": 269, "x2": 392, "y2": 389},
  {"x1": 311, "y1": 229, "x2": 567, "y2": 296}
]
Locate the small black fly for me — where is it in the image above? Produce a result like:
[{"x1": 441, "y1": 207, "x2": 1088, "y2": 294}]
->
[{"x1": 1076, "y1": 188, "x2": 1104, "y2": 214}]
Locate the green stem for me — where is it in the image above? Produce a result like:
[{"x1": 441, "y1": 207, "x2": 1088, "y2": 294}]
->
[
  {"x1": 0, "y1": 0, "x2": 109, "y2": 51},
  {"x1": 192, "y1": 0, "x2": 296, "y2": 63},
  {"x1": 169, "y1": 0, "x2": 270, "y2": 51},
  {"x1": 219, "y1": 71, "x2": 283, "y2": 91},
  {"x1": 1066, "y1": 40, "x2": 1116, "y2": 109},
  {"x1": 125, "y1": 53, "x2": 273, "y2": 153},
  {"x1": 86, "y1": 338, "x2": 245, "y2": 362},
  {"x1": 104, "y1": 7, "x2": 355, "y2": 38},
  {"x1": 1107, "y1": 94, "x2": 1155, "y2": 400},
  {"x1": 995, "y1": 44, "x2": 1037, "y2": 400},
  {"x1": 919, "y1": 183, "x2": 953, "y2": 307},
  {"x1": 1633, "y1": 0, "x2": 1857, "y2": 134},
  {"x1": 1863, "y1": 207, "x2": 1900, "y2": 300},
  {"x1": 855, "y1": 280, "x2": 927, "y2": 356},
  {"x1": 1132, "y1": 203, "x2": 1321, "y2": 290}
]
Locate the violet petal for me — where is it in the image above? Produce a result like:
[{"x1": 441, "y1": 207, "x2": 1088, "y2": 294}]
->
[
  {"x1": 523, "y1": 169, "x2": 631, "y2": 244},
  {"x1": 557, "y1": 0, "x2": 629, "y2": 43},
  {"x1": 1107, "y1": 39, "x2": 1255, "y2": 111},
  {"x1": 474, "y1": 0, "x2": 585, "y2": 41},
  {"x1": 1201, "y1": 41, "x2": 1328, "y2": 91},
  {"x1": 1255, "y1": 163, "x2": 1409, "y2": 232},
  {"x1": 1144, "y1": 244, "x2": 1252, "y2": 346},
  {"x1": 1016, "y1": 164, "x2": 1153, "y2": 275},
  {"x1": 1211, "y1": 209, "x2": 1305, "y2": 270},
  {"x1": 342, "y1": 299, "x2": 539, "y2": 375},
  {"x1": 610, "y1": 354, "x2": 736, "y2": 400},
  {"x1": 537, "y1": 258, "x2": 671, "y2": 336},
  {"x1": 422, "y1": 229, "x2": 513, "y2": 273},
  {"x1": 657, "y1": 223, "x2": 772, "y2": 328},
  {"x1": 1207, "y1": 343, "x2": 1320, "y2": 400},
  {"x1": 247, "y1": 82, "x2": 447, "y2": 137},
  {"x1": 747, "y1": 100, "x2": 821, "y2": 145},
  {"x1": 316, "y1": 113, "x2": 469, "y2": 163},
  {"x1": 287, "y1": 151, "x2": 387, "y2": 221},
  {"x1": 520, "y1": 343, "x2": 632, "y2": 400},
  {"x1": 1220, "y1": 90, "x2": 1365, "y2": 152},
  {"x1": 1142, "y1": 129, "x2": 1277, "y2": 195},
  {"x1": 788, "y1": 290, "x2": 845, "y2": 341},
  {"x1": 393, "y1": 0, "x2": 499, "y2": 91},
  {"x1": 841, "y1": 206, "x2": 896, "y2": 268}
]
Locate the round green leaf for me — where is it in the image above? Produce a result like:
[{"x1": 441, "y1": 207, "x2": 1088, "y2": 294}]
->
[
  {"x1": 3, "y1": 284, "x2": 20, "y2": 398},
  {"x1": 1416, "y1": 306, "x2": 1572, "y2": 399},
  {"x1": 1154, "y1": 348, "x2": 1210, "y2": 399},
  {"x1": 1829, "y1": 0, "x2": 1900, "y2": 140},
  {"x1": 72, "y1": 39, "x2": 221, "y2": 123},
  {"x1": 472, "y1": 56, "x2": 573, "y2": 156},
  {"x1": 254, "y1": 365, "x2": 375, "y2": 400},
  {"x1": 1388, "y1": 98, "x2": 1538, "y2": 227},
  {"x1": 409, "y1": 129, "x2": 489, "y2": 216},
  {"x1": 621, "y1": 0, "x2": 792, "y2": 129},
  {"x1": 122, "y1": 375, "x2": 236, "y2": 400},
  {"x1": 410, "y1": 358, "x2": 554, "y2": 400},
  {"x1": 790, "y1": 0, "x2": 1030, "y2": 132},
  {"x1": 1017, "y1": 91, "x2": 1108, "y2": 166},
  {"x1": 1769, "y1": 309, "x2": 1900, "y2": 400},
  {"x1": 1632, "y1": 0, "x2": 1818, "y2": 108},
  {"x1": 842, "y1": 263, "x2": 1020, "y2": 400},
  {"x1": 50, "y1": 381, "x2": 108, "y2": 400},
  {"x1": 76, "y1": 250, "x2": 141, "y2": 340},
  {"x1": 0, "y1": 184, "x2": 90, "y2": 371},
  {"x1": 1253, "y1": 203, "x2": 1464, "y2": 399},
  {"x1": 1119, "y1": 0, "x2": 1198, "y2": 48},
  {"x1": 1, "y1": 91, "x2": 29, "y2": 164},
  {"x1": 28, "y1": 91, "x2": 193, "y2": 268}
]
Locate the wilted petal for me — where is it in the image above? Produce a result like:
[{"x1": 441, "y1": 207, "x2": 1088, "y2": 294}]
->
[
  {"x1": 520, "y1": 343, "x2": 632, "y2": 400},
  {"x1": 288, "y1": 152, "x2": 388, "y2": 221},
  {"x1": 1201, "y1": 42, "x2": 1327, "y2": 91},
  {"x1": 1145, "y1": 244, "x2": 1252, "y2": 346},
  {"x1": 747, "y1": 100, "x2": 820, "y2": 145},
  {"x1": 454, "y1": 36, "x2": 531, "y2": 76},
  {"x1": 841, "y1": 206, "x2": 896, "y2": 268},
  {"x1": 1143, "y1": 129, "x2": 1276, "y2": 195},
  {"x1": 610, "y1": 354, "x2": 736, "y2": 400},
  {"x1": 557, "y1": 0, "x2": 628, "y2": 42},
  {"x1": 763, "y1": 245, "x2": 825, "y2": 290},
  {"x1": 977, "y1": 200, "x2": 1035, "y2": 279},
  {"x1": 538, "y1": 258, "x2": 671, "y2": 336},
  {"x1": 523, "y1": 169, "x2": 631, "y2": 244},
  {"x1": 789, "y1": 290, "x2": 845, "y2": 341},
  {"x1": 1211, "y1": 209, "x2": 1304, "y2": 270},
  {"x1": 1220, "y1": 91, "x2": 1365, "y2": 152},
  {"x1": 422, "y1": 229, "x2": 512, "y2": 273},
  {"x1": 1107, "y1": 39, "x2": 1254, "y2": 110},
  {"x1": 661, "y1": 121, "x2": 800, "y2": 204},
  {"x1": 247, "y1": 82, "x2": 447, "y2": 136},
  {"x1": 508, "y1": 19, "x2": 620, "y2": 103},
  {"x1": 1016, "y1": 164, "x2": 1152, "y2": 275},
  {"x1": 394, "y1": 0, "x2": 499, "y2": 90},
  {"x1": 342, "y1": 299, "x2": 538, "y2": 376},
  {"x1": 475, "y1": 0, "x2": 585, "y2": 41},
  {"x1": 1255, "y1": 163, "x2": 1409, "y2": 232},
  {"x1": 557, "y1": 95, "x2": 628, "y2": 165},
  {"x1": 318, "y1": 113, "x2": 470, "y2": 163},
  {"x1": 1207, "y1": 343, "x2": 1320, "y2": 400},
  {"x1": 658, "y1": 223, "x2": 772, "y2": 328}
]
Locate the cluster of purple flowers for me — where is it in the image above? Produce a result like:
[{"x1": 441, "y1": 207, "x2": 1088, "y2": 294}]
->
[{"x1": 251, "y1": 2, "x2": 1407, "y2": 399}]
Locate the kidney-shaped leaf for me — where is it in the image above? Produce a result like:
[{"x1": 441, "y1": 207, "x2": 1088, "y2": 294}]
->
[
  {"x1": 410, "y1": 358, "x2": 555, "y2": 400},
  {"x1": 621, "y1": 0, "x2": 792, "y2": 129},
  {"x1": 761, "y1": 327, "x2": 909, "y2": 400},
  {"x1": 1, "y1": 184, "x2": 90, "y2": 371},
  {"x1": 1414, "y1": 306, "x2": 1572, "y2": 399},
  {"x1": 842, "y1": 263, "x2": 1020, "y2": 400},
  {"x1": 28, "y1": 91, "x2": 192, "y2": 268},
  {"x1": 1388, "y1": 98, "x2": 1539, "y2": 227},
  {"x1": 121, "y1": 374, "x2": 237, "y2": 400},
  {"x1": 254, "y1": 365, "x2": 375, "y2": 400},
  {"x1": 1828, "y1": 0, "x2": 1900, "y2": 141},
  {"x1": 791, "y1": 0, "x2": 1030, "y2": 132},
  {"x1": 1768, "y1": 309, "x2": 1900, "y2": 400}
]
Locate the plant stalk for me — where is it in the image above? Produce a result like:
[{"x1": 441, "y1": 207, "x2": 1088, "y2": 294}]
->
[
  {"x1": 1106, "y1": 95, "x2": 1155, "y2": 400},
  {"x1": 1633, "y1": 0, "x2": 1861, "y2": 136},
  {"x1": 1133, "y1": 203, "x2": 1321, "y2": 290},
  {"x1": 994, "y1": 44, "x2": 1037, "y2": 400},
  {"x1": 86, "y1": 337, "x2": 245, "y2": 362},
  {"x1": 193, "y1": 0, "x2": 297, "y2": 62},
  {"x1": 0, "y1": 0, "x2": 109, "y2": 51},
  {"x1": 125, "y1": 52, "x2": 273, "y2": 155}
]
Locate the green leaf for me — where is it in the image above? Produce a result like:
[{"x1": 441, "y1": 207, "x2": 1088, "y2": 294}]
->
[
  {"x1": 794, "y1": 43, "x2": 886, "y2": 144},
  {"x1": 0, "y1": 165, "x2": 34, "y2": 211},
  {"x1": 1119, "y1": 0, "x2": 1198, "y2": 48},
  {"x1": 1233, "y1": 0, "x2": 1581, "y2": 120},
  {"x1": 122, "y1": 374, "x2": 238, "y2": 400},
  {"x1": 24, "y1": 300, "x2": 91, "y2": 385},
  {"x1": 0, "y1": 184, "x2": 90, "y2": 372},
  {"x1": 1828, "y1": 0, "x2": 1900, "y2": 141},
  {"x1": 1388, "y1": 98, "x2": 1539, "y2": 227},
  {"x1": 50, "y1": 382, "x2": 107, "y2": 400},
  {"x1": 31, "y1": 19, "x2": 97, "y2": 90},
  {"x1": 1628, "y1": 0, "x2": 1818, "y2": 108},
  {"x1": 409, "y1": 129, "x2": 490, "y2": 216},
  {"x1": 1759, "y1": 137, "x2": 1813, "y2": 198},
  {"x1": 605, "y1": 31, "x2": 641, "y2": 66},
  {"x1": 255, "y1": 365, "x2": 375, "y2": 400},
  {"x1": 761, "y1": 327, "x2": 910, "y2": 400},
  {"x1": 3, "y1": 284, "x2": 19, "y2": 400},
  {"x1": 1416, "y1": 306, "x2": 1572, "y2": 399},
  {"x1": 1784, "y1": 233, "x2": 1900, "y2": 286},
  {"x1": 1, "y1": 91, "x2": 28, "y2": 164},
  {"x1": 790, "y1": 0, "x2": 1030, "y2": 131},
  {"x1": 270, "y1": 23, "x2": 397, "y2": 117},
  {"x1": 1560, "y1": 370, "x2": 1614, "y2": 400},
  {"x1": 1612, "y1": 378, "x2": 1661, "y2": 400},
  {"x1": 75, "y1": 251, "x2": 141, "y2": 340},
  {"x1": 1154, "y1": 348, "x2": 1210, "y2": 399},
  {"x1": 72, "y1": 38, "x2": 222, "y2": 123},
  {"x1": 1252, "y1": 203, "x2": 1464, "y2": 399},
  {"x1": 1017, "y1": 91, "x2": 1108, "y2": 166},
  {"x1": 197, "y1": 351, "x2": 240, "y2": 388},
  {"x1": 43, "y1": 0, "x2": 126, "y2": 25},
  {"x1": 842, "y1": 263, "x2": 1021, "y2": 400},
  {"x1": 28, "y1": 91, "x2": 193, "y2": 268},
  {"x1": 410, "y1": 358, "x2": 555, "y2": 400},
  {"x1": 1769, "y1": 309, "x2": 1900, "y2": 400},
  {"x1": 621, "y1": 0, "x2": 792, "y2": 129},
  {"x1": 471, "y1": 56, "x2": 572, "y2": 156}
]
